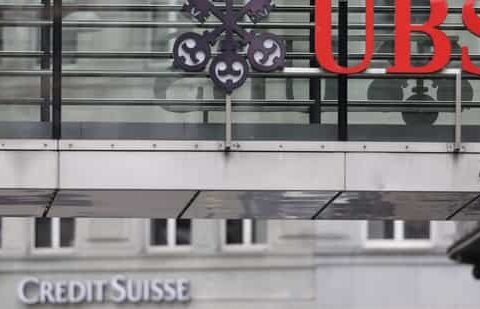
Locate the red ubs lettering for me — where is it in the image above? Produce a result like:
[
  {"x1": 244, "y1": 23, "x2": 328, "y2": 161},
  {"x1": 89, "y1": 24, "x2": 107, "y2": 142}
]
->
[{"x1": 315, "y1": 0, "x2": 480, "y2": 74}]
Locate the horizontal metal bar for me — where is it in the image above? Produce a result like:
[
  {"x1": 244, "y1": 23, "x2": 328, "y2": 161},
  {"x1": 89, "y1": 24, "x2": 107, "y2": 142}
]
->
[
  {"x1": 0, "y1": 70, "x2": 50, "y2": 76},
  {"x1": 58, "y1": 21, "x2": 313, "y2": 29},
  {"x1": 0, "y1": 51, "x2": 44, "y2": 57},
  {"x1": 60, "y1": 51, "x2": 315, "y2": 60},
  {"x1": 0, "y1": 139, "x2": 465, "y2": 153},
  {"x1": 0, "y1": 97, "x2": 472, "y2": 114},
  {"x1": 0, "y1": 67, "x2": 473, "y2": 79},
  {"x1": 1, "y1": 97, "x2": 479, "y2": 108},
  {"x1": 54, "y1": 140, "x2": 480, "y2": 153},
  {"x1": 55, "y1": 67, "x2": 475, "y2": 79},
  {"x1": 3, "y1": 51, "x2": 480, "y2": 62},
  {"x1": 0, "y1": 20, "x2": 470, "y2": 34},
  {"x1": 0, "y1": 21, "x2": 463, "y2": 31},
  {"x1": 0, "y1": 98, "x2": 44, "y2": 105},
  {"x1": 0, "y1": 139, "x2": 56, "y2": 150},
  {"x1": 0, "y1": 4, "x2": 477, "y2": 14},
  {"x1": 0, "y1": 21, "x2": 51, "y2": 27}
]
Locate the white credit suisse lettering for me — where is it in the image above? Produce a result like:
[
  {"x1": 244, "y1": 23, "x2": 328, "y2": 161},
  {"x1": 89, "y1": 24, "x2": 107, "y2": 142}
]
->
[{"x1": 17, "y1": 276, "x2": 191, "y2": 305}]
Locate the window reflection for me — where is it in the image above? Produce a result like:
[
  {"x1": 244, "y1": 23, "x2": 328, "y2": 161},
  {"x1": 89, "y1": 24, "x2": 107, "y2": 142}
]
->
[
  {"x1": 150, "y1": 219, "x2": 191, "y2": 247},
  {"x1": 368, "y1": 221, "x2": 394, "y2": 240},
  {"x1": 150, "y1": 219, "x2": 168, "y2": 246},
  {"x1": 60, "y1": 218, "x2": 75, "y2": 248},
  {"x1": 34, "y1": 218, "x2": 52, "y2": 248}
]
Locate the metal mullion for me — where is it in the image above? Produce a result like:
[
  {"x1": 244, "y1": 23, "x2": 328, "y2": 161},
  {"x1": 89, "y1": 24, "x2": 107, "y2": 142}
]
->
[
  {"x1": 455, "y1": 70, "x2": 462, "y2": 152},
  {"x1": 243, "y1": 219, "x2": 253, "y2": 245},
  {"x1": 394, "y1": 221, "x2": 404, "y2": 241},
  {"x1": 225, "y1": 94, "x2": 232, "y2": 150},
  {"x1": 40, "y1": 0, "x2": 51, "y2": 122},
  {"x1": 309, "y1": 0, "x2": 321, "y2": 124},
  {"x1": 52, "y1": 0, "x2": 62, "y2": 139},
  {"x1": 52, "y1": 218, "x2": 60, "y2": 249},
  {"x1": 168, "y1": 219, "x2": 176, "y2": 247},
  {"x1": 338, "y1": 0, "x2": 348, "y2": 141}
]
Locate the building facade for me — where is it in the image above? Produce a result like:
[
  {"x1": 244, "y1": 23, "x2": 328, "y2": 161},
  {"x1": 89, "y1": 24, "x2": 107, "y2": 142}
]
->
[
  {"x1": 0, "y1": 1, "x2": 480, "y2": 308},
  {"x1": 0, "y1": 218, "x2": 477, "y2": 309}
]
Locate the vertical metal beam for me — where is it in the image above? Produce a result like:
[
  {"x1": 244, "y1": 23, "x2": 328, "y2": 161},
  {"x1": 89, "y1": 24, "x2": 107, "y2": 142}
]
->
[
  {"x1": 52, "y1": 0, "x2": 62, "y2": 139},
  {"x1": 454, "y1": 69, "x2": 462, "y2": 152},
  {"x1": 338, "y1": 0, "x2": 348, "y2": 141},
  {"x1": 225, "y1": 94, "x2": 232, "y2": 151},
  {"x1": 40, "y1": 0, "x2": 51, "y2": 122},
  {"x1": 309, "y1": 0, "x2": 321, "y2": 124},
  {"x1": 285, "y1": 39, "x2": 294, "y2": 100}
]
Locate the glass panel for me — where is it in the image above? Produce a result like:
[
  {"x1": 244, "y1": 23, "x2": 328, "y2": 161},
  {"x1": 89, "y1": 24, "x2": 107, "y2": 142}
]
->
[
  {"x1": 226, "y1": 220, "x2": 243, "y2": 245},
  {"x1": 61, "y1": 2, "x2": 224, "y2": 140},
  {"x1": 60, "y1": 218, "x2": 75, "y2": 248},
  {"x1": 348, "y1": 0, "x2": 460, "y2": 143},
  {"x1": 231, "y1": 3, "x2": 338, "y2": 142},
  {"x1": 404, "y1": 221, "x2": 431, "y2": 240},
  {"x1": 0, "y1": 2, "x2": 52, "y2": 138},
  {"x1": 35, "y1": 218, "x2": 52, "y2": 248},
  {"x1": 0, "y1": 217, "x2": 2, "y2": 248},
  {"x1": 150, "y1": 219, "x2": 168, "y2": 246},
  {"x1": 368, "y1": 221, "x2": 394, "y2": 240},
  {"x1": 175, "y1": 219, "x2": 191, "y2": 246},
  {"x1": 252, "y1": 220, "x2": 267, "y2": 244}
]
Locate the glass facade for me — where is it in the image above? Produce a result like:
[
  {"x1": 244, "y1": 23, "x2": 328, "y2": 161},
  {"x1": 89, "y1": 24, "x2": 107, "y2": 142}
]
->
[{"x1": 0, "y1": 0, "x2": 477, "y2": 143}]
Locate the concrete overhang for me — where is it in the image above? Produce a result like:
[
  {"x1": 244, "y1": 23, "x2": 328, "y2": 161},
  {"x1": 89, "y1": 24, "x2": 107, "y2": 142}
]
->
[{"x1": 1, "y1": 140, "x2": 480, "y2": 219}]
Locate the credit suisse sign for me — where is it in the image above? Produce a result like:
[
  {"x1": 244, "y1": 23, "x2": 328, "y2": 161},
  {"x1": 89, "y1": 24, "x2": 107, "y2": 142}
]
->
[
  {"x1": 174, "y1": 0, "x2": 480, "y2": 92},
  {"x1": 17, "y1": 276, "x2": 191, "y2": 305}
]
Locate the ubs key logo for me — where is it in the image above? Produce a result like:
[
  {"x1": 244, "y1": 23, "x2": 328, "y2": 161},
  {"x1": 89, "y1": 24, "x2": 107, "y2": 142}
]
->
[{"x1": 173, "y1": 0, "x2": 286, "y2": 93}]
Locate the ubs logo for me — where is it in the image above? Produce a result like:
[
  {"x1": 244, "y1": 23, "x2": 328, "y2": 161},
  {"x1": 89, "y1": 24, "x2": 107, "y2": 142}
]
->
[{"x1": 173, "y1": 0, "x2": 286, "y2": 93}]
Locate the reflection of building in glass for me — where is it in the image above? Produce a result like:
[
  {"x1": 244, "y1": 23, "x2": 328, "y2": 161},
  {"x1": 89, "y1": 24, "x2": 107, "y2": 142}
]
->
[
  {"x1": 369, "y1": 0, "x2": 474, "y2": 126},
  {"x1": 1, "y1": 0, "x2": 479, "y2": 134}
]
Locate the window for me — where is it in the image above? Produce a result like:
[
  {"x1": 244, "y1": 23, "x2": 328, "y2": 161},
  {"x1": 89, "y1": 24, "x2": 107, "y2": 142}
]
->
[
  {"x1": 366, "y1": 221, "x2": 432, "y2": 248},
  {"x1": 149, "y1": 219, "x2": 191, "y2": 249},
  {"x1": 0, "y1": 11, "x2": 3, "y2": 64},
  {"x1": 224, "y1": 220, "x2": 267, "y2": 247},
  {"x1": 34, "y1": 218, "x2": 75, "y2": 250},
  {"x1": 0, "y1": 218, "x2": 3, "y2": 248}
]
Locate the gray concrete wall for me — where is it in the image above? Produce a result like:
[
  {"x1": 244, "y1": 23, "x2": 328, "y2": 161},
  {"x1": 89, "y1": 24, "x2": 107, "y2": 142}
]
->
[{"x1": 0, "y1": 219, "x2": 477, "y2": 309}]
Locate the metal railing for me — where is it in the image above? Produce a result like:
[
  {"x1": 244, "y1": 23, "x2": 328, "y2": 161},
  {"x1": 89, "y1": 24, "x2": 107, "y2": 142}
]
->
[{"x1": 0, "y1": 0, "x2": 476, "y2": 147}]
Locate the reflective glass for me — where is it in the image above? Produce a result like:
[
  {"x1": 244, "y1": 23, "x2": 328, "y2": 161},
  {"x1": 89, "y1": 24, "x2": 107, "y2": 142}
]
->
[
  {"x1": 404, "y1": 221, "x2": 430, "y2": 240},
  {"x1": 150, "y1": 219, "x2": 168, "y2": 246},
  {"x1": 252, "y1": 220, "x2": 267, "y2": 244},
  {"x1": 0, "y1": 0, "x2": 479, "y2": 142},
  {"x1": 368, "y1": 221, "x2": 394, "y2": 240},
  {"x1": 226, "y1": 219, "x2": 243, "y2": 244},
  {"x1": 176, "y1": 219, "x2": 191, "y2": 246},
  {"x1": 0, "y1": 2, "x2": 51, "y2": 138},
  {"x1": 34, "y1": 218, "x2": 51, "y2": 248},
  {"x1": 61, "y1": 0, "x2": 224, "y2": 140},
  {"x1": 60, "y1": 218, "x2": 75, "y2": 248}
]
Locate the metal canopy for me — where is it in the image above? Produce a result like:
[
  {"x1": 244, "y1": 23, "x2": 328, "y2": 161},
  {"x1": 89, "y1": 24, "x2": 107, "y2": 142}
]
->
[
  {"x1": 0, "y1": 140, "x2": 479, "y2": 220},
  {"x1": 1, "y1": 189, "x2": 477, "y2": 220}
]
